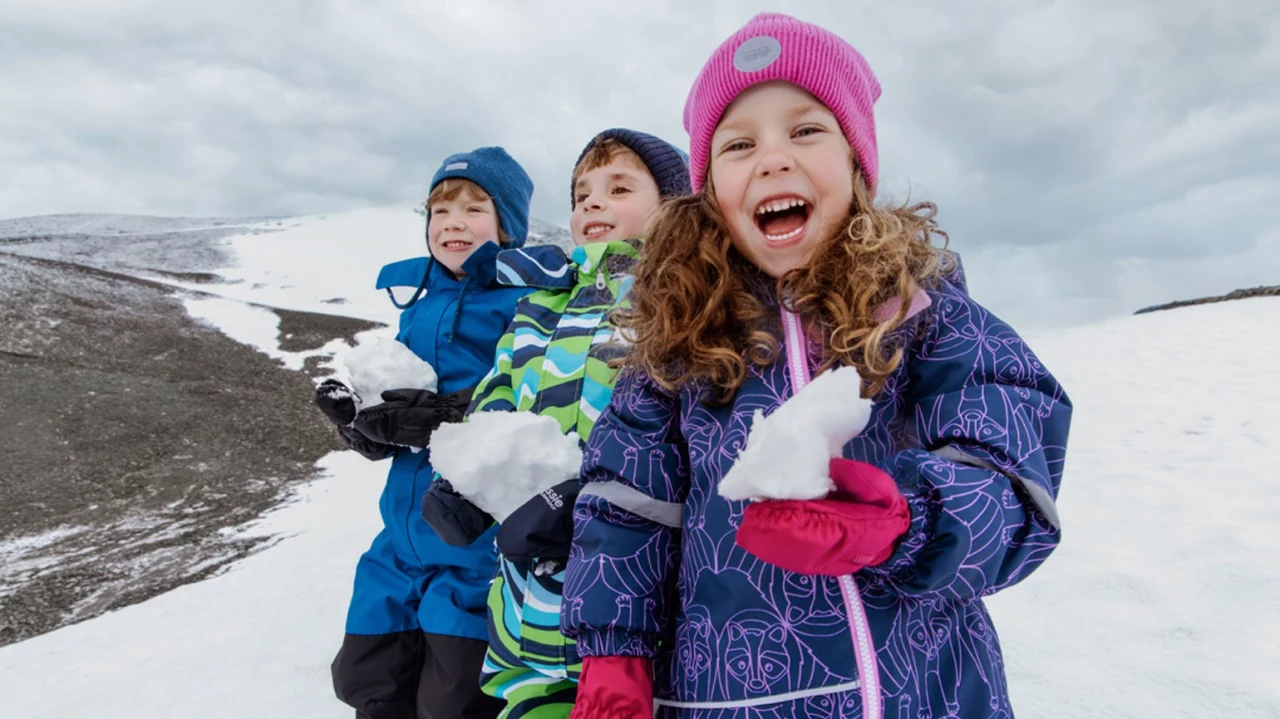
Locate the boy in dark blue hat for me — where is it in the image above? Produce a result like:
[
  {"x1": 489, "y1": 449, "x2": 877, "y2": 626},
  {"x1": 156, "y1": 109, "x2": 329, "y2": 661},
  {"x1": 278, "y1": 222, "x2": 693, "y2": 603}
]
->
[
  {"x1": 421, "y1": 129, "x2": 690, "y2": 719},
  {"x1": 313, "y1": 146, "x2": 535, "y2": 719}
]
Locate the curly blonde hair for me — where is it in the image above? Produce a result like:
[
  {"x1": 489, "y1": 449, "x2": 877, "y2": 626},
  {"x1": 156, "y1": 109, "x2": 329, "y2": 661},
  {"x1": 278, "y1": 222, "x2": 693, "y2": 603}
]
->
[{"x1": 615, "y1": 168, "x2": 954, "y2": 403}]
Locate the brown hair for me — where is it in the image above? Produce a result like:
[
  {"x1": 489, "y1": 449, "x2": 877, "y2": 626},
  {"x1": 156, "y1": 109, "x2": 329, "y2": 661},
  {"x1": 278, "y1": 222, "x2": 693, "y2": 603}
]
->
[
  {"x1": 427, "y1": 178, "x2": 512, "y2": 245},
  {"x1": 571, "y1": 139, "x2": 648, "y2": 203},
  {"x1": 614, "y1": 168, "x2": 953, "y2": 403}
]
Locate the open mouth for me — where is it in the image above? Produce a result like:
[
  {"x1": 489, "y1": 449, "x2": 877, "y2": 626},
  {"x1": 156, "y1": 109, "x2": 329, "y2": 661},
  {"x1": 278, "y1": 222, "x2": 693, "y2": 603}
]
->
[
  {"x1": 583, "y1": 222, "x2": 615, "y2": 240},
  {"x1": 754, "y1": 197, "x2": 811, "y2": 243},
  {"x1": 440, "y1": 239, "x2": 473, "y2": 251}
]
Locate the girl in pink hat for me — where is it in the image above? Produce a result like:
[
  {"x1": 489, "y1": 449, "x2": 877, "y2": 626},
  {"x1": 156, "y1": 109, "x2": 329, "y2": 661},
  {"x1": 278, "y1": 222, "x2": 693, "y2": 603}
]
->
[{"x1": 560, "y1": 12, "x2": 1072, "y2": 719}]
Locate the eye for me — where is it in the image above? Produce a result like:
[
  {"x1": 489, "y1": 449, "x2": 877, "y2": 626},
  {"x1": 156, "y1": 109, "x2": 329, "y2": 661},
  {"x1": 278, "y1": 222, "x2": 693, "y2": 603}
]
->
[
  {"x1": 467, "y1": 205, "x2": 485, "y2": 213},
  {"x1": 793, "y1": 124, "x2": 825, "y2": 138},
  {"x1": 432, "y1": 207, "x2": 448, "y2": 214},
  {"x1": 721, "y1": 139, "x2": 752, "y2": 153},
  {"x1": 574, "y1": 192, "x2": 589, "y2": 205},
  {"x1": 611, "y1": 186, "x2": 631, "y2": 195}
]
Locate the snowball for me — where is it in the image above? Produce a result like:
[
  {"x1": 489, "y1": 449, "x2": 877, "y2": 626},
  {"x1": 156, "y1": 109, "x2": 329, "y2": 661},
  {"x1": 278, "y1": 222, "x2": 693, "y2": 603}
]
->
[
  {"x1": 342, "y1": 337, "x2": 437, "y2": 409},
  {"x1": 430, "y1": 412, "x2": 583, "y2": 522},
  {"x1": 718, "y1": 365, "x2": 873, "y2": 502}
]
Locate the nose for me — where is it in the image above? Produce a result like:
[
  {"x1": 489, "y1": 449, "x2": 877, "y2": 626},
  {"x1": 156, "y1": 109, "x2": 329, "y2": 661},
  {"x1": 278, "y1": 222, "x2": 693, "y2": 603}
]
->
[
  {"x1": 580, "y1": 190, "x2": 605, "y2": 212},
  {"x1": 755, "y1": 142, "x2": 794, "y2": 179},
  {"x1": 441, "y1": 213, "x2": 465, "y2": 231}
]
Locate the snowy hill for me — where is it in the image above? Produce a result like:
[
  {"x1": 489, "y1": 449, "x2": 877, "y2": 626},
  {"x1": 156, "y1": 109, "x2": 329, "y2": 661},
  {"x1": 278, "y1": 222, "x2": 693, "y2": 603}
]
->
[
  {"x1": 0, "y1": 207, "x2": 572, "y2": 647},
  {"x1": 1, "y1": 283, "x2": 1276, "y2": 717},
  {"x1": 141, "y1": 205, "x2": 573, "y2": 324},
  {"x1": 0, "y1": 213, "x2": 279, "y2": 240},
  {"x1": 1, "y1": 216, "x2": 367, "y2": 647}
]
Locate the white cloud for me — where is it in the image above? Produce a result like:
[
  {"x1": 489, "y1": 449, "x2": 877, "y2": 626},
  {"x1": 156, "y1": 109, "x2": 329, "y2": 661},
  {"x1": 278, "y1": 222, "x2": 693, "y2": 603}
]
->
[{"x1": 1, "y1": 0, "x2": 1276, "y2": 328}]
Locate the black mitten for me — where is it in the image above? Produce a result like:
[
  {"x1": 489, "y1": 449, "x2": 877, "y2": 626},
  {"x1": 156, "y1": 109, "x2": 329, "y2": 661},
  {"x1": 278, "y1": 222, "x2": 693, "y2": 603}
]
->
[
  {"x1": 333, "y1": 426, "x2": 392, "y2": 461},
  {"x1": 421, "y1": 480, "x2": 495, "y2": 546},
  {"x1": 351, "y1": 387, "x2": 475, "y2": 448},
  {"x1": 314, "y1": 379, "x2": 359, "y2": 426},
  {"x1": 496, "y1": 479, "x2": 582, "y2": 562}
]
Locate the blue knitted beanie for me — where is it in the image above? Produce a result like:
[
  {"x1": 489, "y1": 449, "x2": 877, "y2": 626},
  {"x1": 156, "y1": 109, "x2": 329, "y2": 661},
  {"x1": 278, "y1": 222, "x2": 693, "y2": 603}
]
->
[
  {"x1": 571, "y1": 129, "x2": 691, "y2": 206},
  {"x1": 430, "y1": 146, "x2": 534, "y2": 248}
]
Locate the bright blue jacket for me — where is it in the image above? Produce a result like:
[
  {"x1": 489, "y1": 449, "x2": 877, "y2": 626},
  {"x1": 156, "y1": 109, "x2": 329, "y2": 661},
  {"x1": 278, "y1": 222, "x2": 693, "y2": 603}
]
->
[
  {"x1": 561, "y1": 263, "x2": 1072, "y2": 716},
  {"x1": 345, "y1": 241, "x2": 532, "y2": 639}
]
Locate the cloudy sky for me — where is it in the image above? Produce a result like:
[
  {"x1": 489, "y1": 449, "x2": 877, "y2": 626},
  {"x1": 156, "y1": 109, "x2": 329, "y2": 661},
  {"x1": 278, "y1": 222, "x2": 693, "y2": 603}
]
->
[{"x1": 3, "y1": 0, "x2": 1277, "y2": 330}]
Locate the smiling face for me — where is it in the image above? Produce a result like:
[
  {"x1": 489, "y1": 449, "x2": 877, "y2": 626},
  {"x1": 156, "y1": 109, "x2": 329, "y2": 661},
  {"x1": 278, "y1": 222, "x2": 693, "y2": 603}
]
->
[
  {"x1": 426, "y1": 179, "x2": 502, "y2": 277},
  {"x1": 709, "y1": 81, "x2": 855, "y2": 279},
  {"x1": 570, "y1": 144, "x2": 662, "y2": 245}
]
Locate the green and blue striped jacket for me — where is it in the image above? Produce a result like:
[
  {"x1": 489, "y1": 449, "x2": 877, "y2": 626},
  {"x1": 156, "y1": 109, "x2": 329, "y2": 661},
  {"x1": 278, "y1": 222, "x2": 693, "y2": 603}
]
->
[
  {"x1": 471, "y1": 240, "x2": 639, "y2": 718},
  {"x1": 470, "y1": 239, "x2": 637, "y2": 429}
]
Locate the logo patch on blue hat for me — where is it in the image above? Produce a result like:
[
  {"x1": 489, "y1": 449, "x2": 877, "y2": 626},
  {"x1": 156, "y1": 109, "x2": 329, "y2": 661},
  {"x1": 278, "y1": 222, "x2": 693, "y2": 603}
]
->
[
  {"x1": 734, "y1": 35, "x2": 781, "y2": 72},
  {"x1": 445, "y1": 161, "x2": 468, "y2": 171}
]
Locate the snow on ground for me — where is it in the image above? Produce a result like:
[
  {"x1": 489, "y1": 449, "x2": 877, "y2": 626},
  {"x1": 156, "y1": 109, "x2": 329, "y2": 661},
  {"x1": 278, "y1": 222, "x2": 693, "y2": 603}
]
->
[
  {"x1": 182, "y1": 296, "x2": 363, "y2": 373},
  {"x1": 161, "y1": 207, "x2": 425, "y2": 376},
  {"x1": 0, "y1": 293, "x2": 1276, "y2": 717},
  {"x1": 0, "y1": 526, "x2": 91, "y2": 600},
  {"x1": 161, "y1": 206, "x2": 572, "y2": 379},
  {"x1": 152, "y1": 206, "x2": 573, "y2": 323},
  {"x1": 151, "y1": 205, "x2": 427, "y2": 323},
  {"x1": 0, "y1": 452, "x2": 384, "y2": 718},
  {"x1": 987, "y1": 296, "x2": 1280, "y2": 718},
  {"x1": 0, "y1": 213, "x2": 277, "y2": 239}
]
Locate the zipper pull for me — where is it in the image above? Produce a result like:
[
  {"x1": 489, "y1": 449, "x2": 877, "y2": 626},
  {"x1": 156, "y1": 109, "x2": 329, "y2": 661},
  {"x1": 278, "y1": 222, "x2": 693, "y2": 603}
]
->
[{"x1": 596, "y1": 273, "x2": 606, "y2": 291}]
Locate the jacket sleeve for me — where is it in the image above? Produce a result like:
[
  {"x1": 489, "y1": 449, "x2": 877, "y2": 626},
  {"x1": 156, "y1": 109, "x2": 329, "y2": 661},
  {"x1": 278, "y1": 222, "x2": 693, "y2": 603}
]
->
[
  {"x1": 466, "y1": 315, "x2": 519, "y2": 415},
  {"x1": 560, "y1": 369, "x2": 688, "y2": 659},
  {"x1": 429, "y1": 303, "x2": 519, "y2": 486},
  {"x1": 867, "y1": 283, "x2": 1072, "y2": 601}
]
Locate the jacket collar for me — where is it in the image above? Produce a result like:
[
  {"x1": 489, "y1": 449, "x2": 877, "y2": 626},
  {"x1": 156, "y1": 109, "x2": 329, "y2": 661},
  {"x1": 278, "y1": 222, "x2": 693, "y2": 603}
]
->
[
  {"x1": 375, "y1": 241, "x2": 505, "y2": 293},
  {"x1": 495, "y1": 239, "x2": 640, "y2": 291}
]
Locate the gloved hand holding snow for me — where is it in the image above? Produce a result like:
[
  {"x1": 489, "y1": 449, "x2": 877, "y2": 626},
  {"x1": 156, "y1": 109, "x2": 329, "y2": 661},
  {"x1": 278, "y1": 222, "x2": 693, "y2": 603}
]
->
[
  {"x1": 342, "y1": 337, "x2": 438, "y2": 410},
  {"x1": 718, "y1": 365, "x2": 873, "y2": 502},
  {"x1": 430, "y1": 412, "x2": 583, "y2": 523}
]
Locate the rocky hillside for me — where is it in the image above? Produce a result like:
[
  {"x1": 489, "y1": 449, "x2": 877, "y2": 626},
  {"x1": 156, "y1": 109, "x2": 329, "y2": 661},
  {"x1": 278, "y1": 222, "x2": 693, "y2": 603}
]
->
[
  {"x1": 1135, "y1": 285, "x2": 1280, "y2": 315},
  {"x1": 0, "y1": 218, "x2": 382, "y2": 646},
  {"x1": 0, "y1": 209, "x2": 575, "y2": 646}
]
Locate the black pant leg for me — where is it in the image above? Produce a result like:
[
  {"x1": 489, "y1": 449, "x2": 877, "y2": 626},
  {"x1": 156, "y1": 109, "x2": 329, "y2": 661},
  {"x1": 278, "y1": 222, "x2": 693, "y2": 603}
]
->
[
  {"x1": 417, "y1": 632, "x2": 506, "y2": 719},
  {"x1": 332, "y1": 631, "x2": 426, "y2": 719}
]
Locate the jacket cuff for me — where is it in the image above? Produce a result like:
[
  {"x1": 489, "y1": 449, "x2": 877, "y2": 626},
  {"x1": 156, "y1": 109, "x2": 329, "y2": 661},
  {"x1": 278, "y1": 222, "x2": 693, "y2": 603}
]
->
[
  {"x1": 574, "y1": 628, "x2": 660, "y2": 659},
  {"x1": 862, "y1": 452, "x2": 937, "y2": 582}
]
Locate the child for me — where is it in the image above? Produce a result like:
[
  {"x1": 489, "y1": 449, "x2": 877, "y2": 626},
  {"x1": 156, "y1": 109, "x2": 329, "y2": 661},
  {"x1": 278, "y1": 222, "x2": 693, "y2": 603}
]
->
[
  {"x1": 313, "y1": 146, "x2": 535, "y2": 719},
  {"x1": 560, "y1": 14, "x2": 1072, "y2": 719},
  {"x1": 422, "y1": 129, "x2": 691, "y2": 719}
]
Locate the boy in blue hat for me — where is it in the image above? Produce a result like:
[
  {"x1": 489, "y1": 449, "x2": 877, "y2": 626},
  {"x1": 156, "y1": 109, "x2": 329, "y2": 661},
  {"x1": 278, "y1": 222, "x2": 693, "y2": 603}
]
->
[{"x1": 313, "y1": 146, "x2": 535, "y2": 719}]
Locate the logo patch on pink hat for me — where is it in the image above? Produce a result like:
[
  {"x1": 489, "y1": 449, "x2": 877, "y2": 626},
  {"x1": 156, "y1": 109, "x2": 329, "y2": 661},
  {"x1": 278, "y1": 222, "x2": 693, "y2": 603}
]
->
[{"x1": 733, "y1": 35, "x2": 781, "y2": 72}]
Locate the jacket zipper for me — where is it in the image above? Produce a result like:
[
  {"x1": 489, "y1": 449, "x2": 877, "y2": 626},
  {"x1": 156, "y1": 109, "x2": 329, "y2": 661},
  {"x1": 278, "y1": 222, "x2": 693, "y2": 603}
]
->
[{"x1": 781, "y1": 307, "x2": 883, "y2": 719}]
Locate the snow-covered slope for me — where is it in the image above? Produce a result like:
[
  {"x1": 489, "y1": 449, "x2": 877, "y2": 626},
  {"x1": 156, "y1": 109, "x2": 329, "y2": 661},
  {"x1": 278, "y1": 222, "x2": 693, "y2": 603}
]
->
[
  {"x1": 0, "y1": 453, "x2": 382, "y2": 718},
  {"x1": 150, "y1": 204, "x2": 573, "y2": 325},
  {"x1": 0, "y1": 213, "x2": 277, "y2": 239},
  {"x1": 986, "y1": 296, "x2": 1280, "y2": 718},
  {"x1": 126, "y1": 205, "x2": 575, "y2": 384},
  {"x1": 0, "y1": 286, "x2": 1275, "y2": 716}
]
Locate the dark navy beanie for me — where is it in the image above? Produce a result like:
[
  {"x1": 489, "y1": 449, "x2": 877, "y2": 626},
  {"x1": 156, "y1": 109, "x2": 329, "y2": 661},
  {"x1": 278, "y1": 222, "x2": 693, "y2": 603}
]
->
[
  {"x1": 571, "y1": 129, "x2": 692, "y2": 206},
  {"x1": 430, "y1": 146, "x2": 534, "y2": 248}
]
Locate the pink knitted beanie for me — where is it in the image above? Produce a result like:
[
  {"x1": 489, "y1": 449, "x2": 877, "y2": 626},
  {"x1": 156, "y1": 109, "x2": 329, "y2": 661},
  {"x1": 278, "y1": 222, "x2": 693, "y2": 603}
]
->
[{"x1": 682, "y1": 13, "x2": 882, "y2": 194}]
